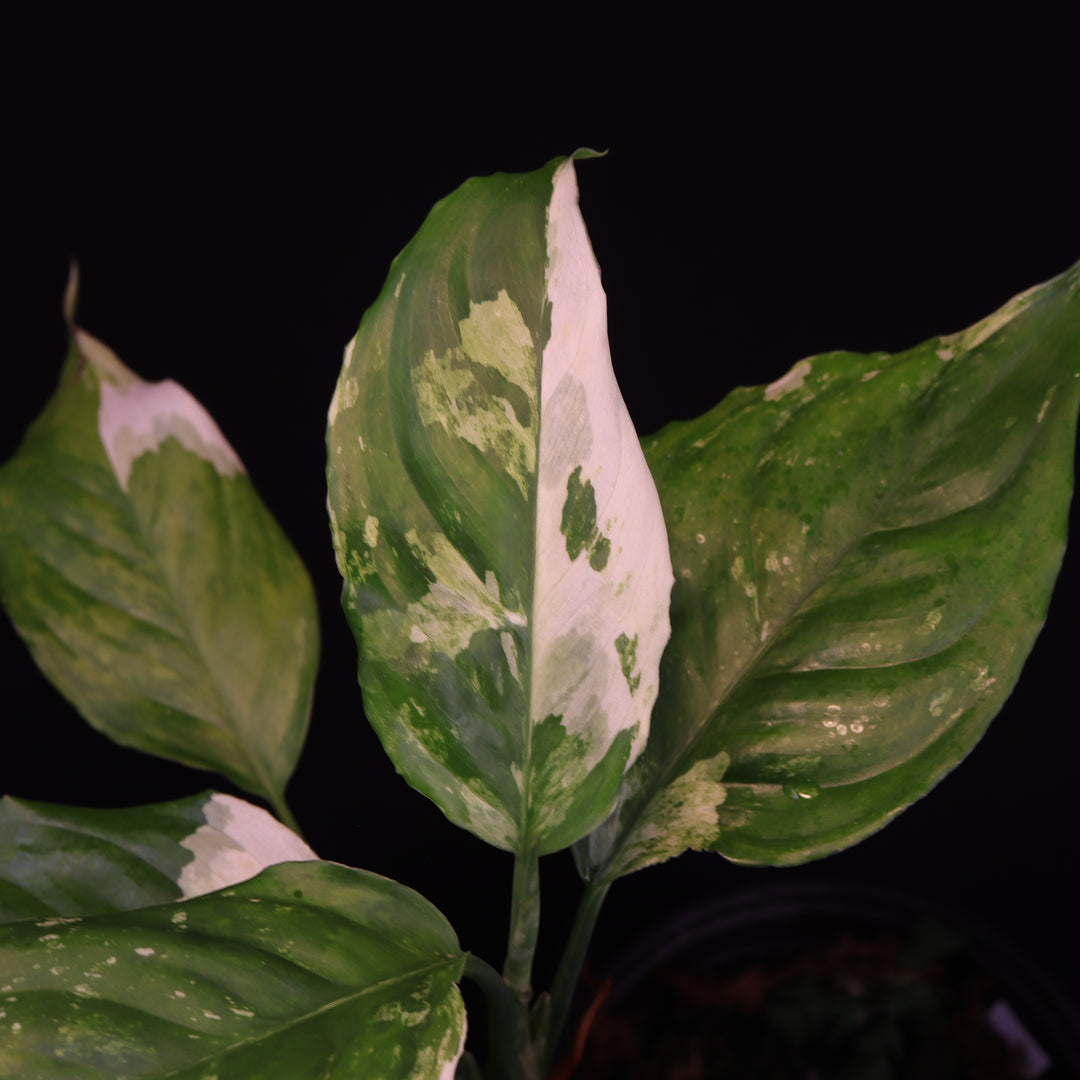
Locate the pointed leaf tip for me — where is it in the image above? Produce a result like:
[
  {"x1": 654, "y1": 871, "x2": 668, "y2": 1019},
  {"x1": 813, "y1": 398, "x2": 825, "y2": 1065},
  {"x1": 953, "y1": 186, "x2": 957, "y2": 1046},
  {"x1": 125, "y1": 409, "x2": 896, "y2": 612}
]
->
[{"x1": 62, "y1": 259, "x2": 79, "y2": 324}]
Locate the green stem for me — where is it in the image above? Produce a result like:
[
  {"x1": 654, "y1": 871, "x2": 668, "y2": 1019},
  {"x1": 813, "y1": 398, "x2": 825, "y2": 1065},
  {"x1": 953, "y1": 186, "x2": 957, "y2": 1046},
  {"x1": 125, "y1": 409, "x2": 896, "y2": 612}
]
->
[
  {"x1": 503, "y1": 847, "x2": 541, "y2": 1003},
  {"x1": 269, "y1": 791, "x2": 306, "y2": 844},
  {"x1": 463, "y1": 954, "x2": 526, "y2": 1080},
  {"x1": 538, "y1": 879, "x2": 610, "y2": 1078}
]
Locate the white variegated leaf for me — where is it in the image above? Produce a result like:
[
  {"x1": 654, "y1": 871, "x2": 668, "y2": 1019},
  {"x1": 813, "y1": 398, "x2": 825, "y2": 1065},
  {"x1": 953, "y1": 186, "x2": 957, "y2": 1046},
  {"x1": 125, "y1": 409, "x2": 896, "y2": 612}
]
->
[
  {"x1": 327, "y1": 156, "x2": 673, "y2": 854},
  {"x1": 0, "y1": 277, "x2": 319, "y2": 815},
  {"x1": 0, "y1": 791, "x2": 318, "y2": 923}
]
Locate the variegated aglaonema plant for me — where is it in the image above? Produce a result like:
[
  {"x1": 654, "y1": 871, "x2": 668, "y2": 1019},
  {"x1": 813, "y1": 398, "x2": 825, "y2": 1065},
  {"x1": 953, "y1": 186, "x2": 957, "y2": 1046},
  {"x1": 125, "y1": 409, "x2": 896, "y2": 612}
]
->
[{"x1": 1, "y1": 153, "x2": 1077, "y2": 1080}]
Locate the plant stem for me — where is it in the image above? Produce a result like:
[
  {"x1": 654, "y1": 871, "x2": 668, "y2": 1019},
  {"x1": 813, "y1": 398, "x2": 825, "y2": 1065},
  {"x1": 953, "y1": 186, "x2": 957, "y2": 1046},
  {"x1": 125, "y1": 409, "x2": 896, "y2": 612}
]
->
[
  {"x1": 503, "y1": 847, "x2": 541, "y2": 1003},
  {"x1": 538, "y1": 879, "x2": 610, "y2": 1078},
  {"x1": 463, "y1": 954, "x2": 526, "y2": 1080},
  {"x1": 269, "y1": 792, "x2": 306, "y2": 843}
]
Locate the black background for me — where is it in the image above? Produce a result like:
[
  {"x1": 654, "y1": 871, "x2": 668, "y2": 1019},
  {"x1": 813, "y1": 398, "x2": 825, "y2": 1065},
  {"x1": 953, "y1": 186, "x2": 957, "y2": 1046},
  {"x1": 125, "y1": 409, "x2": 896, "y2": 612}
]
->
[{"x1": 3, "y1": 5, "x2": 1078, "y2": 1022}]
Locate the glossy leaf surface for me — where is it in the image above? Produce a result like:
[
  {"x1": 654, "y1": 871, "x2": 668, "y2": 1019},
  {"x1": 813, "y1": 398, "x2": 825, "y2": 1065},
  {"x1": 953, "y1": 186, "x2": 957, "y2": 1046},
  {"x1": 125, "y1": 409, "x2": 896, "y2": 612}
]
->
[
  {"x1": 0, "y1": 292, "x2": 319, "y2": 812},
  {"x1": 327, "y1": 156, "x2": 673, "y2": 854},
  {"x1": 579, "y1": 260, "x2": 1080, "y2": 878},
  {"x1": 0, "y1": 861, "x2": 465, "y2": 1079},
  {"x1": 0, "y1": 792, "x2": 316, "y2": 924}
]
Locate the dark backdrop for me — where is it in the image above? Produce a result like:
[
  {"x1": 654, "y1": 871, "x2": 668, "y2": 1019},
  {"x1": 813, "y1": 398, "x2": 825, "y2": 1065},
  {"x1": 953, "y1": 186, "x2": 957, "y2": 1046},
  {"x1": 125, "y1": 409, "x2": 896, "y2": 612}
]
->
[{"x1": 4, "y1": 7, "x2": 1077, "y2": 1017}]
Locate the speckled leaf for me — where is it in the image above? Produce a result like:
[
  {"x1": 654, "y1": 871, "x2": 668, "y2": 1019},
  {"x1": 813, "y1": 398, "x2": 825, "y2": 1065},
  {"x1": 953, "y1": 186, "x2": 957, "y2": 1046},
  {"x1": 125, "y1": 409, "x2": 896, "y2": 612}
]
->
[
  {"x1": 0, "y1": 281, "x2": 319, "y2": 814},
  {"x1": 0, "y1": 792, "x2": 317, "y2": 924},
  {"x1": 327, "y1": 156, "x2": 673, "y2": 855},
  {"x1": 578, "y1": 260, "x2": 1080, "y2": 879},
  {"x1": 0, "y1": 861, "x2": 465, "y2": 1079}
]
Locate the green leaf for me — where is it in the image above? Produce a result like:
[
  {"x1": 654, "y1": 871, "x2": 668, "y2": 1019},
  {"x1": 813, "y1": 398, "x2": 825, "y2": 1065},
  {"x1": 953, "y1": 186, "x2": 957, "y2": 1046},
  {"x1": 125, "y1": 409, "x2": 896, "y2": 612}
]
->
[
  {"x1": 0, "y1": 281, "x2": 319, "y2": 814},
  {"x1": 0, "y1": 792, "x2": 317, "y2": 924},
  {"x1": 327, "y1": 156, "x2": 673, "y2": 855},
  {"x1": 0, "y1": 861, "x2": 466, "y2": 1079},
  {"x1": 578, "y1": 259, "x2": 1080, "y2": 879}
]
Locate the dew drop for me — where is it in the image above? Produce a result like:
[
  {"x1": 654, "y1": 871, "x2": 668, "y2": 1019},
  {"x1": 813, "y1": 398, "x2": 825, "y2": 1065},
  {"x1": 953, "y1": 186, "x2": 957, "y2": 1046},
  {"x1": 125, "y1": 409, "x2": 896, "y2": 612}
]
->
[{"x1": 782, "y1": 780, "x2": 821, "y2": 801}]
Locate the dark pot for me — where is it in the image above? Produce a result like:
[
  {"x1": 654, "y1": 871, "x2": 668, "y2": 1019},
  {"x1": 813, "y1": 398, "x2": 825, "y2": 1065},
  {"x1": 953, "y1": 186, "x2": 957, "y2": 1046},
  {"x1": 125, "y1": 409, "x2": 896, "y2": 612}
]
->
[{"x1": 574, "y1": 882, "x2": 1080, "y2": 1080}]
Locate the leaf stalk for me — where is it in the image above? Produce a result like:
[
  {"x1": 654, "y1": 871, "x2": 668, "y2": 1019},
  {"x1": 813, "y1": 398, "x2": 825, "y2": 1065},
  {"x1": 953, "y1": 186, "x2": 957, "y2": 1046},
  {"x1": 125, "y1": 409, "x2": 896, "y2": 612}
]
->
[{"x1": 538, "y1": 879, "x2": 610, "y2": 1078}]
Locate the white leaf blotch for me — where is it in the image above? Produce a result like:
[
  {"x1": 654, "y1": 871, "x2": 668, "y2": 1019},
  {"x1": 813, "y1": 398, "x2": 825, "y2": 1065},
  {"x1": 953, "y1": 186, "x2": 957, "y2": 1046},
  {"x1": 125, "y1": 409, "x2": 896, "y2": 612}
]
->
[
  {"x1": 532, "y1": 158, "x2": 673, "y2": 767},
  {"x1": 177, "y1": 793, "x2": 317, "y2": 899},
  {"x1": 77, "y1": 327, "x2": 244, "y2": 491},
  {"x1": 765, "y1": 358, "x2": 812, "y2": 401}
]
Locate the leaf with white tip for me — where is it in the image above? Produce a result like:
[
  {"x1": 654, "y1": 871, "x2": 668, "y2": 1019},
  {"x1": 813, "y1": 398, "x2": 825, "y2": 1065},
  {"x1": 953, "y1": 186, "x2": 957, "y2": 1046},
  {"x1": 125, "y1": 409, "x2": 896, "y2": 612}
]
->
[
  {"x1": 0, "y1": 861, "x2": 465, "y2": 1080},
  {"x1": 0, "y1": 284, "x2": 319, "y2": 814},
  {"x1": 0, "y1": 791, "x2": 317, "y2": 924},
  {"x1": 578, "y1": 259, "x2": 1080, "y2": 880},
  {"x1": 327, "y1": 156, "x2": 673, "y2": 854}
]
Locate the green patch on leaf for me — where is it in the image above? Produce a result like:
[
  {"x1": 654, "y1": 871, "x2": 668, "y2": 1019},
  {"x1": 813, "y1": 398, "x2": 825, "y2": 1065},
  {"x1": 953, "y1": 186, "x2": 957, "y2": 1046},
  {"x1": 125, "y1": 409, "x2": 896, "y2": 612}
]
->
[
  {"x1": 561, "y1": 465, "x2": 611, "y2": 571},
  {"x1": 615, "y1": 632, "x2": 641, "y2": 694}
]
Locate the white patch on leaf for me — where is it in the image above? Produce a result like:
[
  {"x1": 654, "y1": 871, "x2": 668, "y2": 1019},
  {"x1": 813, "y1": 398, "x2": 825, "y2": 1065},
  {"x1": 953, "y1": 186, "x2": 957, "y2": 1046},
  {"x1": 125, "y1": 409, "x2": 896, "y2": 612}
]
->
[
  {"x1": 532, "y1": 158, "x2": 673, "y2": 770},
  {"x1": 938, "y1": 278, "x2": 1044, "y2": 355},
  {"x1": 363, "y1": 514, "x2": 380, "y2": 547},
  {"x1": 79, "y1": 328, "x2": 244, "y2": 491},
  {"x1": 765, "y1": 359, "x2": 812, "y2": 401},
  {"x1": 177, "y1": 793, "x2": 317, "y2": 899}
]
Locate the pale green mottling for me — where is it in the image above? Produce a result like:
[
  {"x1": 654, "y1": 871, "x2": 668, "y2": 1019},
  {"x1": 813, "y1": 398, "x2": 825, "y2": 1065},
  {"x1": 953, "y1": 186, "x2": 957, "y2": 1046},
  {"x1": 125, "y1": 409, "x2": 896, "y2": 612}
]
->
[
  {"x1": 538, "y1": 374, "x2": 593, "y2": 485},
  {"x1": 373, "y1": 999, "x2": 432, "y2": 1028},
  {"x1": 500, "y1": 630, "x2": 520, "y2": 682},
  {"x1": 420, "y1": 995, "x2": 467, "y2": 1080},
  {"x1": 413, "y1": 291, "x2": 538, "y2": 497},
  {"x1": 598, "y1": 753, "x2": 729, "y2": 880},
  {"x1": 615, "y1": 632, "x2": 641, "y2": 694},
  {"x1": 533, "y1": 629, "x2": 609, "y2": 743},
  {"x1": 365, "y1": 531, "x2": 525, "y2": 663},
  {"x1": 458, "y1": 289, "x2": 537, "y2": 395},
  {"x1": 1037, "y1": 385, "x2": 1057, "y2": 423},
  {"x1": 455, "y1": 783, "x2": 516, "y2": 849},
  {"x1": 363, "y1": 514, "x2": 379, "y2": 548},
  {"x1": 391, "y1": 699, "x2": 515, "y2": 846},
  {"x1": 339, "y1": 376, "x2": 359, "y2": 412},
  {"x1": 729, "y1": 554, "x2": 761, "y2": 627}
]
